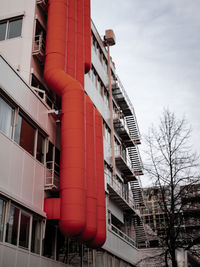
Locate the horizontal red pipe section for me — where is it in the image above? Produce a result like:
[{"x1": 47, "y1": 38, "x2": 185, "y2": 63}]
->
[
  {"x1": 44, "y1": 0, "x2": 86, "y2": 237},
  {"x1": 88, "y1": 110, "x2": 106, "y2": 247},
  {"x1": 44, "y1": 198, "x2": 60, "y2": 220},
  {"x1": 79, "y1": 95, "x2": 97, "y2": 241}
]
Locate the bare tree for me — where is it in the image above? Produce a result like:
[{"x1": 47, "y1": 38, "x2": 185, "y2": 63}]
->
[{"x1": 144, "y1": 109, "x2": 200, "y2": 267}]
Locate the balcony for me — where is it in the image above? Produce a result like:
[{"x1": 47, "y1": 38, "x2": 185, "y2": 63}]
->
[
  {"x1": 115, "y1": 146, "x2": 135, "y2": 181},
  {"x1": 105, "y1": 174, "x2": 138, "y2": 212},
  {"x1": 103, "y1": 224, "x2": 139, "y2": 265},
  {"x1": 113, "y1": 112, "x2": 135, "y2": 147},
  {"x1": 45, "y1": 161, "x2": 60, "y2": 190},
  {"x1": 32, "y1": 35, "x2": 45, "y2": 63}
]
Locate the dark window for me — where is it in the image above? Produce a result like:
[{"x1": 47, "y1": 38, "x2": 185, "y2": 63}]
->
[
  {"x1": 0, "y1": 17, "x2": 22, "y2": 41},
  {"x1": 36, "y1": 132, "x2": 45, "y2": 163},
  {"x1": 6, "y1": 205, "x2": 20, "y2": 245},
  {"x1": 14, "y1": 115, "x2": 35, "y2": 156},
  {"x1": 43, "y1": 221, "x2": 56, "y2": 259},
  {"x1": 0, "y1": 22, "x2": 6, "y2": 41},
  {"x1": 31, "y1": 216, "x2": 42, "y2": 254},
  {"x1": 19, "y1": 212, "x2": 30, "y2": 248},
  {"x1": 0, "y1": 198, "x2": 6, "y2": 241},
  {"x1": 0, "y1": 96, "x2": 14, "y2": 138},
  {"x1": 8, "y1": 18, "x2": 22, "y2": 39}
]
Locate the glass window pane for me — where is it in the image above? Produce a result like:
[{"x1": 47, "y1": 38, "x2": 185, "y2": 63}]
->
[
  {"x1": 43, "y1": 221, "x2": 56, "y2": 259},
  {"x1": 31, "y1": 216, "x2": 41, "y2": 254},
  {"x1": 0, "y1": 97, "x2": 14, "y2": 138},
  {"x1": 14, "y1": 115, "x2": 35, "y2": 156},
  {"x1": 0, "y1": 22, "x2": 7, "y2": 41},
  {"x1": 7, "y1": 18, "x2": 22, "y2": 39},
  {"x1": 0, "y1": 198, "x2": 6, "y2": 241},
  {"x1": 14, "y1": 114, "x2": 22, "y2": 144},
  {"x1": 36, "y1": 132, "x2": 45, "y2": 163},
  {"x1": 6, "y1": 205, "x2": 19, "y2": 245},
  {"x1": 19, "y1": 212, "x2": 30, "y2": 248}
]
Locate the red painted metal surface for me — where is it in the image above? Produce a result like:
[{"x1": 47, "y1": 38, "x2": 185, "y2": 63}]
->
[
  {"x1": 84, "y1": 0, "x2": 91, "y2": 73},
  {"x1": 44, "y1": 198, "x2": 60, "y2": 220},
  {"x1": 88, "y1": 109, "x2": 106, "y2": 247},
  {"x1": 44, "y1": 0, "x2": 86, "y2": 237},
  {"x1": 44, "y1": 0, "x2": 106, "y2": 247},
  {"x1": 79, "y1": 95, "x2": 97, "y2": 241}
]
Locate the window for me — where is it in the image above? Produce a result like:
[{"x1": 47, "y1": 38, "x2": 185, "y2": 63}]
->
[
  {"x1": 31, "y1": 216, "x2": 42, "y2": 254},
  {"x1": 0, "y1": 17, "x2": 22, "y2": 41},
  {"x1": 0, "y1": 96, "x2": 14, "y2": 138},
  {"x1": 14, "y1": 114, "x2": 35, "y2": 156},
  {"x1": 6, "y1": 205, "x2": 20, "y2": 245},
  {"x1": 43, "y1": 221, "x2": 56, "y2": 259},
  {"x1": 0, "y1": 198, "x2": 6, "y2": 241},
  {"x1": 36, "y1": 132, "x2": 45, "y2": 163},
  {"x1": 19, "y1": 212, "x2": 30, "y2": 248},
  {"x1": 4, "y1": 202, "x2": 43, "y2": 253}
]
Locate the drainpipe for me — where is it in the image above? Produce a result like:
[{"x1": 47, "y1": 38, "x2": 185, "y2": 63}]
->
[{"x1": 104, "y1": 30, "x2": 116, "y2": 179}]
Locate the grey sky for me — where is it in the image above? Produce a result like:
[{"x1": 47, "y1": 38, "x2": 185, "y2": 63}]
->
[{"x1": 91, "y1": 0, "x2": 200, "y2": 186}]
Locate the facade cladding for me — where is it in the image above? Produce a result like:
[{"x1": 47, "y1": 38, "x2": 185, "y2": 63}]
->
[{"x1": 0, "y1": 0, "x2": 145, "y2": 266}]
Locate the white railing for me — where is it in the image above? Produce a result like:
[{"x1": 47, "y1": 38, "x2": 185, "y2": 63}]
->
[
  {"x1": 105, "y1": 172, "x2": 140, "y2": 211},
  {"x1": 109, "y1": 224, "x2": 137, "y2": 248},
  {"x1": 31, "y1": 86, "x2": 55, "y2": 109},
  {"x1": 115, "y1": 75, "x2": 141, "y2": 137},
  {"x1": 32, "y1": 35, "x2": 45, "y2": 56},
  {"x1": 115, "y1": 145, "x2": 133, "y2": 172},
  {"x1": 113, "y1": 112, "x2": 132, "y2": 139},
  {"x1": 45, "y1": 161, "x2": 60, "y2": 188}
]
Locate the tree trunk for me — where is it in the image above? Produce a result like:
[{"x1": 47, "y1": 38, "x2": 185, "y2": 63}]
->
[{"x1": 171, "y1": 249, "x2": 177, "y2": 267}]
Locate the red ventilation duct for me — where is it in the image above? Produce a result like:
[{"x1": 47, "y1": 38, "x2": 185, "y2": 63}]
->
[
  {"x1": 44, "y1": 0, "x2": 86, "y2": 237},
  {"x1": 44, "y1": 0, "x2": 106, "y2": 247},
  {"x1": 88, "y1": 109, "x2": 106, "y2": 247},
  {"x1": 78, "y1": 95, "x2": 97, "y2": 241}
]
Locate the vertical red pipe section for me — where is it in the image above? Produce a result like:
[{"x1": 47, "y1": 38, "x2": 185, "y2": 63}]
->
[
  {"x1": 79, "y1": 95, "x2": 97, "y2": 241},
  {"x1": 44, "y1": 0, "x2": 86, "y2": 236},
  {"x1": 88, "y1": 110, "x2": 106, "y2": 247},
  {"x1": 84, "y1": 0, "x2": 91, "y2": 73}
]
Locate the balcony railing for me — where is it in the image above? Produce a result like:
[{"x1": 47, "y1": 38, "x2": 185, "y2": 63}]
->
[
  {"x1": 32, "y1": 35, "x2": 45, "y2": 62},
  {"x1": 105, "y1": 172, "x2": 141, "y2": 212},
  {"x1": 113, "y1": 112, "x2": 135, "y2": 147},
  {"x1": 109, "y1": 224, "x2": 137, "y2": 248},
  {"x1": 45, "y1": 161, "x2": 60, "y2": 190}
]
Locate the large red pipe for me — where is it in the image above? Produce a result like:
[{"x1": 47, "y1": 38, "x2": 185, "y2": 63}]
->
[
  {"x1": 44, "y1": 0, "x2": 86, "y2": 236},
  {"x1": 79, "y1": 95, "x2": 97, "y2": 241},
  {"x1": 44, "y1": 0, "x2": 106, "y2": 247},
  {"x1": 88, "y1": 109, "x2": 106, "y2": 247}
]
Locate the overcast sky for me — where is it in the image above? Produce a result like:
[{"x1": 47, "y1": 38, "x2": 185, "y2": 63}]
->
[{"x1": 91, "y1": 0, "x2": 200, "y2": 186}]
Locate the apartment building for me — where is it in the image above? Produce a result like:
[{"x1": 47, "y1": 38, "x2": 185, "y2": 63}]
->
[{"x1": 0, "y1": 0, "x2": 144, "y2": 266}]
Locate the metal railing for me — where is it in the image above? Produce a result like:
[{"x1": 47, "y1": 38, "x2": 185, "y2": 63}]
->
[
  {"x1": 115, "y1": 145, "x2": 133, "y2": 172},
  {"x1": 45, "y1": 161, "x2": 60, "y2": 189},
  {"x1": 115, "y1": 75, "x2": 141, "y2": 137},
  {"x1": 32, "y1": 35, "x2": 45, "y2": 56},
  {"x1": 105, "y1": 172, "x2": 140, "y2": 211},
  {"x1": 32, "y1": 86, "x2": 55, "y2": 109},
  {"x1": 113, "y1": 112, "x2": 132, "y2": 139},
  {"x1": 109, "y1": 224, "x2": 137, "y2": 248}
]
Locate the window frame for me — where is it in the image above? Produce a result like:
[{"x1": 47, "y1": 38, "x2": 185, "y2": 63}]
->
[{"x1": 0, "y1": 16, "x2": 23, "y2": 41}]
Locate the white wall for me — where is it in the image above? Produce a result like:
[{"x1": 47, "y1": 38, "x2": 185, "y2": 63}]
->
[
  {"x1": 0, "y1": 243, "x2": 72, "y2": 267},
  {"x1": 0, "y1": 55, "x2": 57, "y2": 143},
  {"x1": 103, "y1": 227, "x2": 139, "y2": 266},
  {"x1": 0, "y1": 0, "x2": 36, "y2": 82}
]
